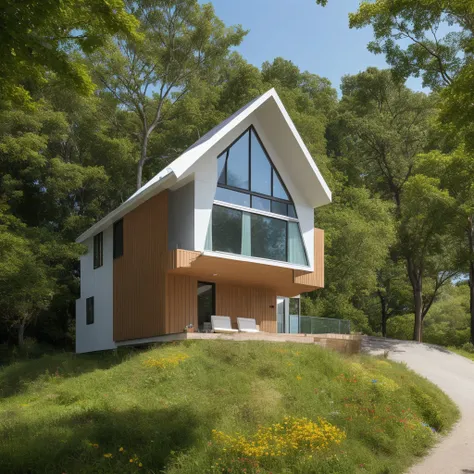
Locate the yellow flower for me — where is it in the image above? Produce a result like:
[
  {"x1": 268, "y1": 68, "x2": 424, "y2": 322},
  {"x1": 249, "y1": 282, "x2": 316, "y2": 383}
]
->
[
  {"x1": 139, "y1": 463, "x2": 143, "y2": 467},
  {"x1": 296, "y1": 375, "x2": 302, "y2": 381},
  {"x1": 92, "y1": 444, "x2": 99, "y2": 448},
  {"x1": 119, "y1": 447, "x2": 124, "y2": 452},
  {"x1": 130, "y1": 459, "x2": 134, "y2": 463},
  {"x1": 103, "y1": 453, "x2": 113, "y2": 458}
]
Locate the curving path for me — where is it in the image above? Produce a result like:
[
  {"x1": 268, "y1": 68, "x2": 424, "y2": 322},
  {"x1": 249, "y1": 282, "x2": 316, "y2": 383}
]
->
[{"x1": 362, "y1": 337, "x2": 474, "y2": 474}]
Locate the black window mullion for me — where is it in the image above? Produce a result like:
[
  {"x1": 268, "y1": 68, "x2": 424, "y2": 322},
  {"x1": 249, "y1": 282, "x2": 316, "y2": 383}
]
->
[
  {"x1": 248, "y1": 128, "x2": 252, "y2": 192},
  {"x1": 224, "y1": 150, "x2": 229, "y2": 185},
  {"x1": 271, "y1": 169, "x2": 274, "y2": 198}
]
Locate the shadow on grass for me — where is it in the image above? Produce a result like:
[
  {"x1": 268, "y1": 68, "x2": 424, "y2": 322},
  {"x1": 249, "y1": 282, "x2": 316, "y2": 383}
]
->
[
  {"x1": 1, "y1": 405, "x2": 201, "y2": 474},
  {"x1": 0, "y1": 347, "x2": 140, "y2": 399}
]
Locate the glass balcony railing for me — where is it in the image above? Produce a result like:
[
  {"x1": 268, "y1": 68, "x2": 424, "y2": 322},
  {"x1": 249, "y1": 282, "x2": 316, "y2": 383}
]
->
[{"x1": 298, "y1": 316, "x2": 351, "y2": 335}]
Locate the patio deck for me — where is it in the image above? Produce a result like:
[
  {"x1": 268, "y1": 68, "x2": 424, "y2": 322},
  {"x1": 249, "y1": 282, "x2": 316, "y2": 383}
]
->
[{"x1": 116, "y1": 332, "x2": 362, "y2": 354}]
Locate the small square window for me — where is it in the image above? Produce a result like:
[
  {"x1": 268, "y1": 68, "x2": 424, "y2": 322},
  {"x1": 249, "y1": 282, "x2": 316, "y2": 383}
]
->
[
  {"x1": 86, "y1": 297, "x2": 94, "y2": 325},
  {"x1": 113, "y1": 219, "x2": 123, "y2": 259},
  {"x1": 93, "y1": 232, "x2": 103, "y2": 269}
]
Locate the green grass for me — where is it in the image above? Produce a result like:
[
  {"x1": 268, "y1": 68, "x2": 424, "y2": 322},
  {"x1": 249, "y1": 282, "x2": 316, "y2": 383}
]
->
[
  {"x1": 0, "y1": 341, "x2": 459, "y2": 474},
  {"x1": 448, "y1": 346, "x2": 474, "y2": 361}
]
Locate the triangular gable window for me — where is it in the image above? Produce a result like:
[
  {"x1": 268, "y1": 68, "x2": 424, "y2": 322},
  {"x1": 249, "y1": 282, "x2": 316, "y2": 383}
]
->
[
  {"x1": 208, "y1": 125, "x2": 309, "y2": 266},
  {"x1": 215, "y1": 126, "x2": 295, "y2": 217}
]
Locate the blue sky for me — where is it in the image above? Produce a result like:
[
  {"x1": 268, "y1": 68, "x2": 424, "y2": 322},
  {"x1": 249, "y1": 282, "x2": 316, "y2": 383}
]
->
[{"x1": 209, "y1": 0, "x2": 426, "y2": 94}]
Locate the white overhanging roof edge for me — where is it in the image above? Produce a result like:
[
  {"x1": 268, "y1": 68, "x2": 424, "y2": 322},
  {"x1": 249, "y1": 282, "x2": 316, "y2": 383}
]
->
[{"x1": 76, "y1": 88, "x2": 331, "y2": 244}]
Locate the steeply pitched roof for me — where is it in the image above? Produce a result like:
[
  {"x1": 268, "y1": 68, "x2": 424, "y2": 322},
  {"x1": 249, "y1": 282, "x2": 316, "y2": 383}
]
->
[{"x1": 76, "y1": 88, "x2": 331, "y2": 243}]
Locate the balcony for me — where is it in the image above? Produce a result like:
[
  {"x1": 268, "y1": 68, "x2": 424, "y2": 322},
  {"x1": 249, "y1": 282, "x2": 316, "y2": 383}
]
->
[{"x1": 167, "y1": 228, "x2": 324, "y2": 297}]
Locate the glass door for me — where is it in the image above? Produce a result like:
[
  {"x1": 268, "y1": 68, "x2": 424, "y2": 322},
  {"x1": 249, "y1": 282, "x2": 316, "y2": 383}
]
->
[
  {"x1": 197, "y1": 282, "x2": 215, "y2": 331},
  {"x1": 289, "y1": 297, "x2": 300, "y2": 334},
  {"x1": 277, "y1": 297, "x2": 285, "y2": 333}
]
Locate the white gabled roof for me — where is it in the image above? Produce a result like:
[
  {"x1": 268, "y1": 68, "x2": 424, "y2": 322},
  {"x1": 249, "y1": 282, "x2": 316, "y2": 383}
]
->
[{"x1": 76, "y1": 88, "x2": 331, "y2": 243}]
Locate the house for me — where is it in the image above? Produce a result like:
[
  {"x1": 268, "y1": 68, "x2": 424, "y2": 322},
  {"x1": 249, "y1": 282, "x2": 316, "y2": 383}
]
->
[{"x1": 75, "y1": 89, "x2": 331, "y2": 353}]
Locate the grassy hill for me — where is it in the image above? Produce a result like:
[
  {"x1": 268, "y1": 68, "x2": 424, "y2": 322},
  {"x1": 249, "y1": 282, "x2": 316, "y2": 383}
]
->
[{"x1": 0, "y1": 341, "x2": 458, "y2": 474}]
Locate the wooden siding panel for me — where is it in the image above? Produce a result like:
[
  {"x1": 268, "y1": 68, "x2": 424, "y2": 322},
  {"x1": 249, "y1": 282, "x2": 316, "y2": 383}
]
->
[
  {"x1": 166, "y1": 274, "x2": 198, "y2": 334},
  {"x1": 216, "y1": 283, "x2": 277, "y2": 332},
  {"x1": 113, "y1": 191, "x2": 168, "y2": 342},
  {"x1": 293, "y1": 228, "x2": 324, "y2": 288}
]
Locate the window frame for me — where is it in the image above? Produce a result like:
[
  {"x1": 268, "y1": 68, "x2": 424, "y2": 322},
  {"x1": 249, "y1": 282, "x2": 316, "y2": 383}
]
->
[
  {"x1": 93, "y1": 232, "x2": 103, "y2": 269},
  {"x1": 86, "y1": 296, "x2": 94, "y2": 325},
  {"x1": 216, "y1": 125, "x2": 296, "y2": 217},
  {"x1": 113, "y1": 219, "x2": 124, "y2": 259}
]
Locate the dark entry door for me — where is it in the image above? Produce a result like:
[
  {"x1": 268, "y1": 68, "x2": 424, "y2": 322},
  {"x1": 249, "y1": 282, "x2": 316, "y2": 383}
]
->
[{"x1": 197, "y1": 282, "x2": 215, "y2": 329}]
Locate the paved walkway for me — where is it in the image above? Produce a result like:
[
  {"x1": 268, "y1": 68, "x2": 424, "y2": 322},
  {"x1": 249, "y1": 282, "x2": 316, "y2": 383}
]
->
[{"x1": 362, "y1": 337, "x2": 474, "y2": 474}]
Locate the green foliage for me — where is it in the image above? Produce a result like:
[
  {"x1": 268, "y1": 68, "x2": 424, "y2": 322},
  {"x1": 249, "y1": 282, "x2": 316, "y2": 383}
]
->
[
  {"x1": 89, "y1": 0, "x2": 246, "y2": 188},
  {"x1": 388, "y1": 283, "x2": 472, "y2": 346},
  {"x1": 0, "y1": 0, "x2": 140, "y2": 103},
  {"x1": 0, "y1": 341, "x2": 459, "y2": 473},
  {"x1": 308, "y1": 185, "x2": 395, "y2": 331}
]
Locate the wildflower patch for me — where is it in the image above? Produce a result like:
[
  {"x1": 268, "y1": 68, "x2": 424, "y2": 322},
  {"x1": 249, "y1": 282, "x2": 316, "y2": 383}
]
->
[
  {"x1": 212, "y1": 416, "x2": 346, "y2": 459},
  {"x1": 143, "y1": 353, "x2": 189, "y2": 369}
]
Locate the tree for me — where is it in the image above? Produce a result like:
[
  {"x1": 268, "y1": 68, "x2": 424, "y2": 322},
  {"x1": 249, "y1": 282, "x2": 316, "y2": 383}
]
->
[
  {"x1": 0, "y1": 0, "x2": 139, "y2": 102},
  {"x1": 89, "y1": 0, "x2": 246, "y2": 189},
  {"x1": 306, "y1": 184, "x2": 396, "y2": 332},
  {"x1": 348, "y1": 0, "x2": 474, "y2": 147},
  {"x1": 329, "y1": 68, "x2": 450, "y2": 340},
  {"x1": 0, "y1": 208, "x2": 82, "y2": 346},
  {"x1": 374, "y1": 258, "x2": 412, "y2": 337},
  {"x1": 399, "y1": 174, "x2": 456, "y2": 341},
  {"x1": 0, "y1": 80, "x2": 125, "y2": 346},
  {"x1": 334, "y1": 68, "x2": 434, "y2": 208},
  {"x1": 417, "y1": 148, "x2": 474, "y2": 342}
]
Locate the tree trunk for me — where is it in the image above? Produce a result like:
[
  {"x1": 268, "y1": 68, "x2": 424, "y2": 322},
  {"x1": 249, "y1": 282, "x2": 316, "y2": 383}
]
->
[
  {"x1": 378, "y1": 291, "x2": 388, "y2": 337},
  {"x1": 407, "y1": 257, "x2": 423, "y2": 342},
  {"x1": 470, "y1": 265, "x2": 474, "y2": 343},
  {"x1": 18, "y1": 320, "x2": 26, "y2": 347},
  {"x1": 413, "y1": 281, "x2": 423, "y2": 342},
  {"x1": 137, "y1": 132, "x2": 149, "y2": 190}
]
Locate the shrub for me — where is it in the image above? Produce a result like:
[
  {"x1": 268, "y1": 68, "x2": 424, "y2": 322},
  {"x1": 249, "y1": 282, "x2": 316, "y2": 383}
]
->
[{"x1": 461, "y1": 342, "x2": 474, "y2": 353}]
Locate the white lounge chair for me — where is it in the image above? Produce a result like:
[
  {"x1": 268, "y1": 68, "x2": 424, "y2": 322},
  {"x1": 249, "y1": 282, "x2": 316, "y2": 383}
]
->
[
  {"x1": 237, "y1": 317, "x2": 260, "y2": 333},
  {"x1": 211, "y1": 315, "x2": 238, "y2": 333}
]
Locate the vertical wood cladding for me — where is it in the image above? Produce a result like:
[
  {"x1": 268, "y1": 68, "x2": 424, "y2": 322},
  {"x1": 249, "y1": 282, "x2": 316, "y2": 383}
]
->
[
  {"x1": 113, "y1": 191, "x2": 168, "y2": 342},
  {"x1": 216, "y1": 284, "x2": 277, "y2": 332},
  {"x1": 113, "y1": 192, "x2": 321, "y2": 341},
  {"x1": 293, "y1": 228, "x2": 324, "y2": 288},
  {"x1": 166, "y1": 274, "x2": 198, "y2": 334}
]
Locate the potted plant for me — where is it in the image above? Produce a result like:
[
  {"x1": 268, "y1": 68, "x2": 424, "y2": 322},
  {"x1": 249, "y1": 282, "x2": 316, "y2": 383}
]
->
[{"x1": 184, "y1": 323, "x2": 195, "y2": 333}]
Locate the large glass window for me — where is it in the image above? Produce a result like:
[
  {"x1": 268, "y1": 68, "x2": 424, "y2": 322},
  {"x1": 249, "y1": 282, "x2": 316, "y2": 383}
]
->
[
  {"x1": 212, "y1": 206, "x2": 242, "y2": 254},
  {"x1": 251, "y1": 214, "x2": 287, "y2": 261},
  {"x1": 251, "y1": 130, "x2": 271, "y2": 195},
  {"x1": 209, "y1": 125, "x2": 309, "y2": 266},
  {"x1": 216, "y1": 126, "x2": 295, "y2": 217},
  {"x1": 215, "y1": 187, "x2": 250, "y2": 207},
  {"x1": 226, "y1": 131, "x2": 249, "y2": 189},
  {"x1": 209, "y1": 205, "x2": 308, "y2": 265}
]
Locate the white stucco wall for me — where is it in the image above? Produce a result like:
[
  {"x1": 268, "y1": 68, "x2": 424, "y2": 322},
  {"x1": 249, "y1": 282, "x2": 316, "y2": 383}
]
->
[
  {"x1": 168, "y1": 181, "x2": 195, "y2": 250},
  {"x1": 76, "y1": 225, "x2": 115, "y2": 353}
]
